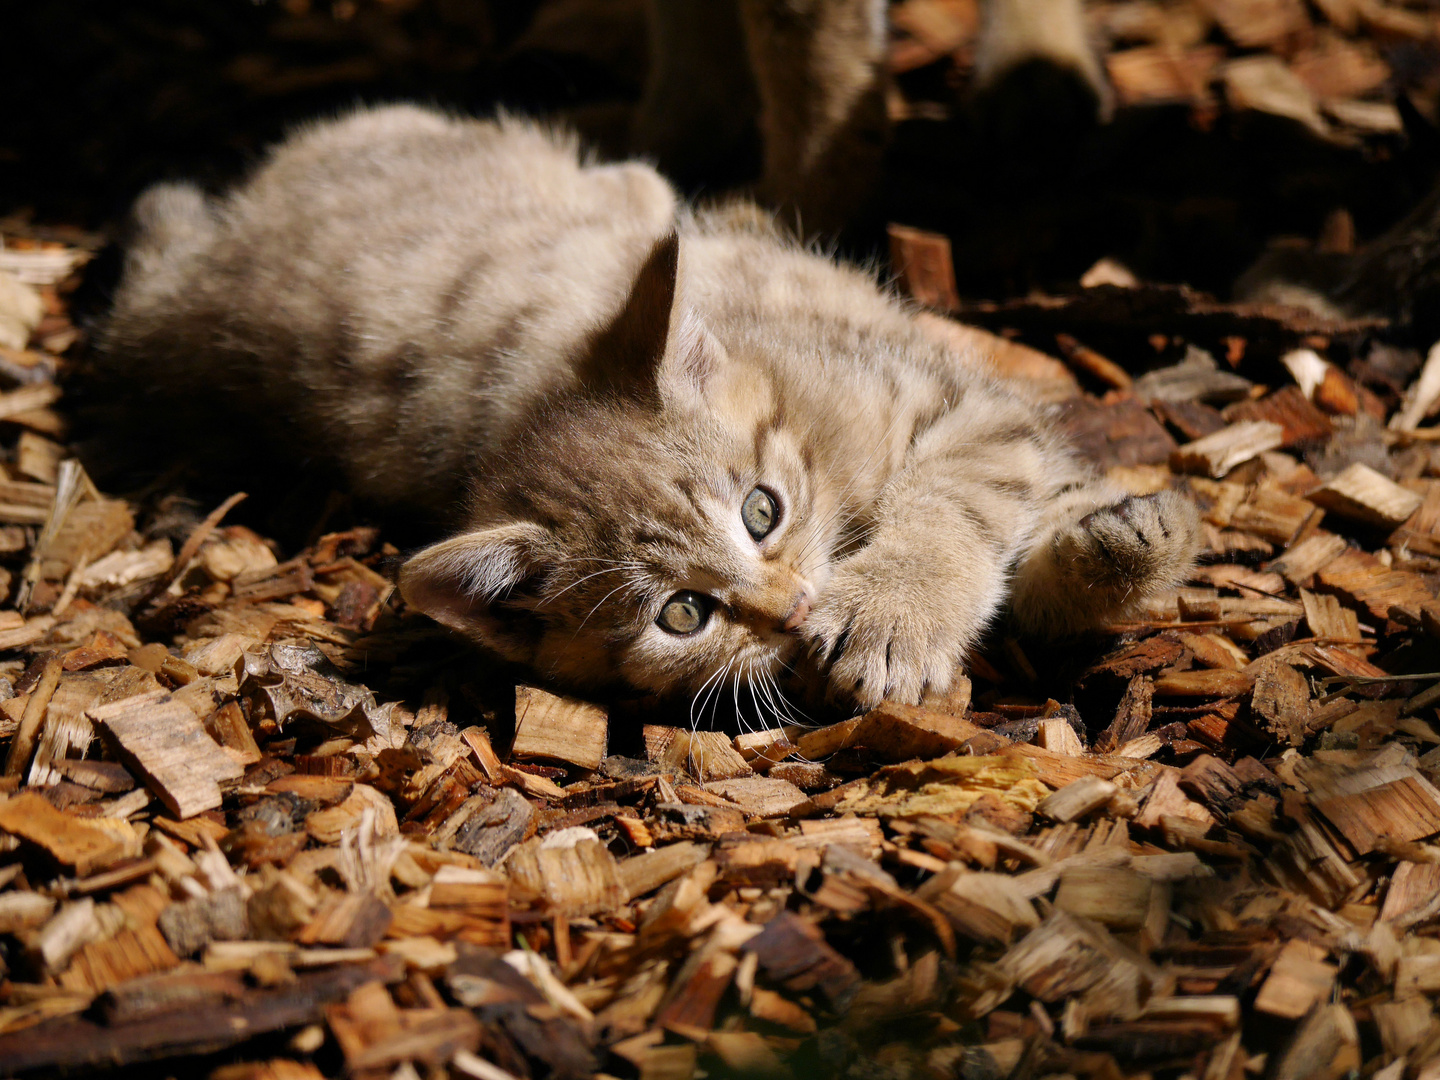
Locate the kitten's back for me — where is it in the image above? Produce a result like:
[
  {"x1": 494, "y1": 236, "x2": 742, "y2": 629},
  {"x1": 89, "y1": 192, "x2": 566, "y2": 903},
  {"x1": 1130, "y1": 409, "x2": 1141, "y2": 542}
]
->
[{"x1": 101, "y1": 107, "x2": 678, "y2": 519}]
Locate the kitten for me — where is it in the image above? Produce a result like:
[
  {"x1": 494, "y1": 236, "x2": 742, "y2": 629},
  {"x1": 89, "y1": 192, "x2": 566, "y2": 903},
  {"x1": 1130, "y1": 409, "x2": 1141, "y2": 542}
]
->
[{"x1": 101, "y1": 105, "x2": 1198, "y2": 714}]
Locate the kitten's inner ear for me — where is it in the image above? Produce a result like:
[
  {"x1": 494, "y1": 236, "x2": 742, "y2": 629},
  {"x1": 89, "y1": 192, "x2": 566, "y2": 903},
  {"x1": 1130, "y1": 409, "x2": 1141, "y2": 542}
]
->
[
  {"x1": 398, "y1": 522, "x2": 553, "y2": 663},
  {"x1": 580, "y1": 230, "x2": 680, "y2": 403}
]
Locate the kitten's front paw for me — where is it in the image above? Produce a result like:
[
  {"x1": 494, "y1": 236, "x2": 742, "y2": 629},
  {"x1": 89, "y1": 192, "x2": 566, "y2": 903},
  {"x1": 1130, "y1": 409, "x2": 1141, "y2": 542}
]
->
[{"x1": 804, "y1": 553, "x2": 981, "y2": 711}]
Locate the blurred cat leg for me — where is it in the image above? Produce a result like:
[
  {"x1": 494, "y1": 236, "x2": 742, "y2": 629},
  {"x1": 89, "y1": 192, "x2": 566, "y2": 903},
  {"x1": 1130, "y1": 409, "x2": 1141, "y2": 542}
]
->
[
  {"x1": 738, "y1": 0, "x2": 889, "y2": 238},
  {"x1": 969, "y1": 0, "x2": 1113, "y2": 157},
  {"x1": 630, "y1": 0, "x2": 760, "y2": 190}
]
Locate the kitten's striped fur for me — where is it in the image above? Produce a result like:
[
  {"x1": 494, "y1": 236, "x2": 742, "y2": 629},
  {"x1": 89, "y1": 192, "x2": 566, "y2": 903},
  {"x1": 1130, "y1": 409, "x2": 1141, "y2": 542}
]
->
[{"x1": 102, "y1": 106, "x2": 1198, "y2": 713}]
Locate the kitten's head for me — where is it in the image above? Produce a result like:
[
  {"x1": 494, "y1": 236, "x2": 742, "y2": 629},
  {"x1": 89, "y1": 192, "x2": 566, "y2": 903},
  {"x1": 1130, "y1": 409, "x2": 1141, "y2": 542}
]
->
[{"x1": 400, "y1": 231, "x2": 836, "y2": 706}]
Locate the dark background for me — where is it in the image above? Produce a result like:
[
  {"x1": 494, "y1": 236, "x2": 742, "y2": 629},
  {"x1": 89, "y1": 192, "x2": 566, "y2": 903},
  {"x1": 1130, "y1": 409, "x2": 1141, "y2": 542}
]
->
[{"x1": 6, "y1": 0, "x2": 1440, "y2": 301}]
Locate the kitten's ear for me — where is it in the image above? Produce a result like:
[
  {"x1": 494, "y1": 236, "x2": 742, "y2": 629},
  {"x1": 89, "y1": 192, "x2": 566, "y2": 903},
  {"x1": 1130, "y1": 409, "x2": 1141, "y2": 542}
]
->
[
  {"x1": 582, "y1": 229, "x2": 728, "y2": 404},
  {"x1": 581, "y1": 230, "x2": 680, "y2": 402},
  {"x1": 399, "y1": 522, "x2": 552, "y2": 663}
]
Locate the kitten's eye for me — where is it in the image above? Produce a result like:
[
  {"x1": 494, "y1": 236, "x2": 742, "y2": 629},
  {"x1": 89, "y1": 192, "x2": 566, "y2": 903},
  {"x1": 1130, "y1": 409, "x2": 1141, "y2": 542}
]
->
[
  {"x1": 742, "y1": 487, "x2": 778, "y2": 540},
  {"x1": 657, "y1": 591, "x2": 711, "y2": 635}
]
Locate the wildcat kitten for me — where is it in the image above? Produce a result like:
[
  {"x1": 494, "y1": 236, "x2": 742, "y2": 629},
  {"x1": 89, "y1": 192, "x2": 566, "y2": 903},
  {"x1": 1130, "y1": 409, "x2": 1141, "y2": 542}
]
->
[{"x1": 101, "y1": 105, "x2": 1198, "y2": 713}]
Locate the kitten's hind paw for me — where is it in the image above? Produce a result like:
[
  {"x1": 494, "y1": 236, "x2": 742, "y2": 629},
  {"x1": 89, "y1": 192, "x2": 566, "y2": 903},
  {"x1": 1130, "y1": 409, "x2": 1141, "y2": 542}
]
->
[{"x1": 1010, "y1": 489, "x2": 1200, "y2": 637}]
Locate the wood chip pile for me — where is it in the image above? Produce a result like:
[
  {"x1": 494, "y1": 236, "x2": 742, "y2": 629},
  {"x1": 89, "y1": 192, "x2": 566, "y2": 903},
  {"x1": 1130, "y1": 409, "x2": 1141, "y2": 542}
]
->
[
  {"x1": 891, "y1": 0, "x2": 1427, "y2": 143},
  {"x1": 9, "y1": 223, "x2": 1440, "y2": 1079}
]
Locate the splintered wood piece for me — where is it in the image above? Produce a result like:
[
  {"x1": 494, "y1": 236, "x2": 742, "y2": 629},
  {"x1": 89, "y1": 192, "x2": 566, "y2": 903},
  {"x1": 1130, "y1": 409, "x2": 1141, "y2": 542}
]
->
[
  {"x1": 1134, "y1": 770, "x2": 1215, "y2": 830},
  {"x1": 1309, "y1": 463, "x2": 1424, "y2": 528},
  {"x1": 459, "y1": 726, "x2": 504, "y2": 783},
  {"x1": 796, "y1": 702, "x2": 989, "y2": 762},
  {"x1": 1152, "y1": 669, "x2": 1254, "y2": 698},
  {"x1": 657, "y1": 729, "x2": 752, "y2": 781},
  {"x1": 1228, "y1": 483, "x2": 1322, "y2": 545},
  {"x1": 1371, "y1": 996, "x2": 1434, "y2": 1059},
  {"x1": 1379, "y1": 860, "x2": 1440, "y2": 924},
  {"x1": 305, "y1": 783, "x2": 398, "y2": 844},
  {"x1": 1037, "y1": 777, "x2": 1118, "y2": 823},
  {"x1": 44, "y1": 499, "x2": 135, "y2": 576},
  {"x1": 1179, "y1": 632, "x2": 1249, "y2": 670},
  {"x1": 1300, "y1": 589, "x2": 1361, "y2": 643},
  {"x1": 1314, "y1": 548, "x2": 1434, "y2": 623},
  {"x1": 1267, "y1": 1003, "x2": 1359, "y2": 1080},
  {"x1": 1250, "y1": 660, "x2": 1313, "y2": 747},
  {"x1": 656, "y1": 950, "x2": 739, "y2": 1032},
  {"x1": 888, "y1": 225, "x2": 959, "y2": 310},
  {"x1": 1254, "y1": 939, "x2": 1336, "y2": 1019},
  {"x1": 511, "y1": 686, "x2": 607, "y2": 772},
  {"x1": 1034, "y1": 718, "x2": 1084, "y2": 755},
  {"x1": 57, "y1": 924, "x2": 179, "y2": 995},
  {"x1": 1306, "y1": 760, "x2": 1440, "y2": 856},
  {"x1": 1095, "y1": 674, "x2": 1153, "y2": 754},
  {"x1": 0, "y1": 476, "x2": 56, "y2": 525},
  {"x1": 702, "y1": 776, "x2": 808, "y2": 817},
  {"x1": 1171, "y1": 420, "x2": 1286, "y2": 478},
  {"x1": 204, "y1": 699, "x2": 261, "y2": 765},
  {"x1": 1268, "y1": 531, "x2": 1350, "y2": 585},
  {"x1": 89, "y1": 691, "x2": 245, "y2": 818},
  {"x1": 452, "y1": 787, "x2": 533, "y2": 866},
  {"x1": 1053, "y1": 866, "x2": 1153, "y2": 930},
  {"x1": 1392, "y1": 339, "x2": 1440, "y2": 431},
  {"x1": 4, "y1": 652, "x2": 62, "y2": 777},
  {"x1": 506, "y1": 834, "x2": 625, "y2": 918},
  {"x1": 0, "y1": 792, "x2": 134, "y2": 875},
  {"x1": 1107, "y1": 44, "x2": 1224, "y2": 108},
  {"x1": 14, "y1": 431, "x2": 63, "y2": 484},
  {"x1": 618, "y1": 841, "x2": 712, "y2": 901},
  {"x1": 1392, "y1": 481, "x2": 1440, "y2": 556},
  {"x1": 1054, "y1": 333, "x2": 1132, "y2": 390},
  {"x1": 297, "y1": 892, "x2": 392, "y2": 948},
  {"x1": 998, "y1": 910, "x2": 1160, "y2": 1016},
  {"x1": 915, "y1": 868, "x2": 1039, "y2": 945},
  {"x1": 0, "y1": 890, "x2": 55, "y2": 934}
]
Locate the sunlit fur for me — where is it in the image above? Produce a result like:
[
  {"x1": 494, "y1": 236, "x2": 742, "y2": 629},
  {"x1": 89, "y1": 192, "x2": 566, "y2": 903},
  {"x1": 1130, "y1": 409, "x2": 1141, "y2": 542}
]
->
[{"x1": 102, "y1": 106, "x2": 1199, "y2": 718}]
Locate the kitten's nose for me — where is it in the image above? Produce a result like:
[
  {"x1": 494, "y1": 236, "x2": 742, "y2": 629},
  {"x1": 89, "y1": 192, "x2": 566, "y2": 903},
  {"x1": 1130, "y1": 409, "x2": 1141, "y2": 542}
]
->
[{"x1": 782, "y1": 594, "x2": 811, "y2": 633}]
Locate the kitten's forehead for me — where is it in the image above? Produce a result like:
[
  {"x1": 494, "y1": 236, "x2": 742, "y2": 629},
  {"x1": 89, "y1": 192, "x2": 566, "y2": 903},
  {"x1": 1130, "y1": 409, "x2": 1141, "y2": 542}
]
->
[{"x1": 478, "y1": 399, "x2": 745, "y2": 546}]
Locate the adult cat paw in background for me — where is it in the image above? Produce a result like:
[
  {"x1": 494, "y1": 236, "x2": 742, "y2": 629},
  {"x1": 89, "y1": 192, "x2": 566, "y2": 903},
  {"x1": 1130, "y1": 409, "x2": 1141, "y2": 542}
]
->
[{"x1": 100, "y1": 106, "x2": 1198, "y2": 718}]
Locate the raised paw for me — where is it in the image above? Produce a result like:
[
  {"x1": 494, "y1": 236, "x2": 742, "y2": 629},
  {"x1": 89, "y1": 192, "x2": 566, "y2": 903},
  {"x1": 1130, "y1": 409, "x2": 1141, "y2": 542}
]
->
[
  {"x1": 1073, "y1": 490, "x2": 1199, "y2": 589},
  {"x1": 1010, "y1": 488, "x2": 1200, "y2": 638}
]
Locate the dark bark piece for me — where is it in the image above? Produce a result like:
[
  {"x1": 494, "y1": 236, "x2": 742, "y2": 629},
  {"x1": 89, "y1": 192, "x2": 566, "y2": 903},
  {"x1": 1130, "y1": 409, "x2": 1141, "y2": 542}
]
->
[
  {"x1": 1152, "y1": 398, "x2": 1226, "y2": 440},
  {"x1": 1179, "y1": 754, "x2": 1245, "y2": 815},
  {"x1": 1058, "y1": 396, "x2": 1177, "y2": 469},
  {"x1": 297, "y1": 891, "x2": 392, "y2": 948},
  {"x1": 157, "y1": 888, "x2": 250, "y2": 957},
  {"x1": 0, "y1": 957, "x2": 403, "y2": 1074},
  {"x1": 1224, "y1": 385, "x2": 1332, "y2": 447},
  {"x1": 1095, "y1": 675, "x2": 1154, "y2": 755},
  {"x1": 740, "y1": 911, "x2": 860, "y2": 1010},
  {"x1": 454, "y1": 787, "x2": 535, "y2": 866}
]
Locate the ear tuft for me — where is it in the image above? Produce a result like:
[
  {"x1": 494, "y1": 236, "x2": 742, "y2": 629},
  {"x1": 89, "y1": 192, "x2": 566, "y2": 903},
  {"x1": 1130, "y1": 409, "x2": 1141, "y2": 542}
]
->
[{"x1": 399, "y1": 523, "x2": 552, "y2": 662}]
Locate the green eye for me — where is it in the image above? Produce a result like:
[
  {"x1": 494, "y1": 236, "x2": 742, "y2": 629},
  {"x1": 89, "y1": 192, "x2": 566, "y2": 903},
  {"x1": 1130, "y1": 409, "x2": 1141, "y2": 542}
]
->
[
  {"x1": 742, "y1": 487, "x2": 778, "y2": 540},
  {"x1": 657, "y1": 591, "x2": 711, "y2": 635}
]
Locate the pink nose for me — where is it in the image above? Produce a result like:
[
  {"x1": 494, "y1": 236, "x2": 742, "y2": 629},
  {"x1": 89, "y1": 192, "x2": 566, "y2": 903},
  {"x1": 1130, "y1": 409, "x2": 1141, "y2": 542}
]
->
[{"x1": 782, "y1": 594, "x2": 811, "y2": 633}]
